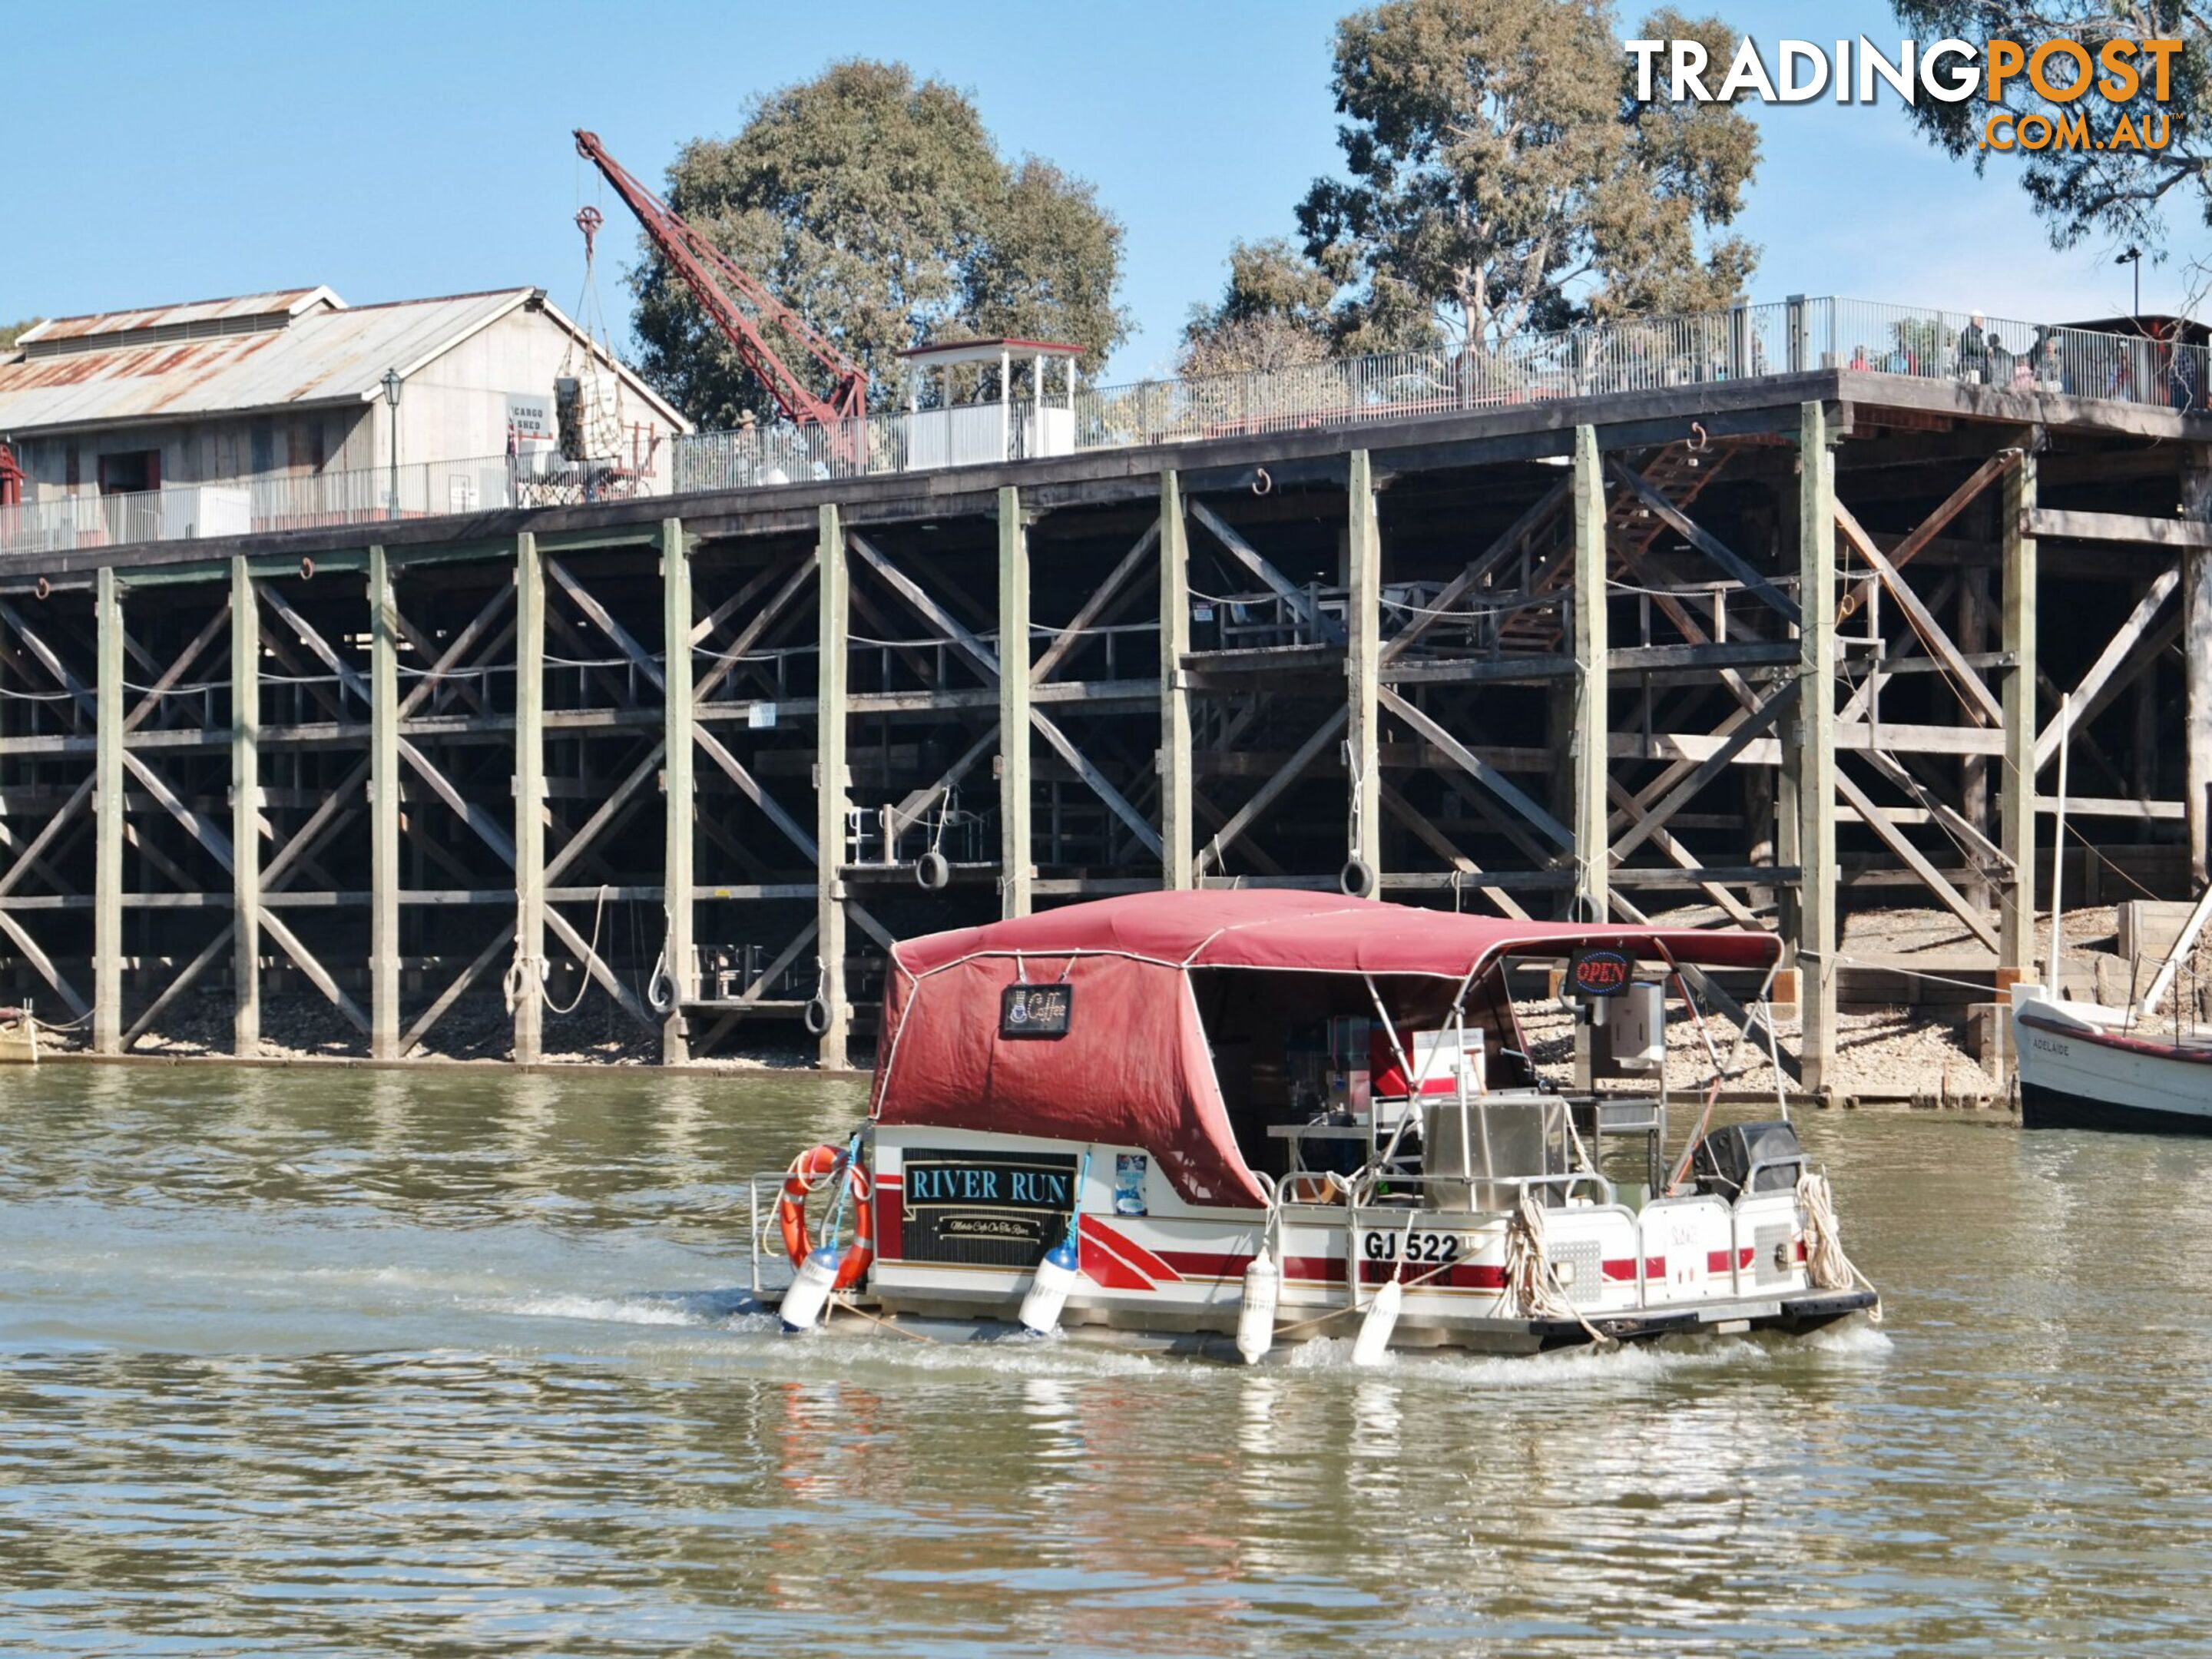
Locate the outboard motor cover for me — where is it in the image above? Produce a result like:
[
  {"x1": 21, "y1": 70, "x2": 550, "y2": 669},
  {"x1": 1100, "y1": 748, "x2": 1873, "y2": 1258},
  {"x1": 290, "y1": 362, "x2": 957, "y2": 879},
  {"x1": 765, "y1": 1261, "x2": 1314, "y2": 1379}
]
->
[{"x1": 1691, "y1": 1120, "x2": 1803, "y2": 1200}]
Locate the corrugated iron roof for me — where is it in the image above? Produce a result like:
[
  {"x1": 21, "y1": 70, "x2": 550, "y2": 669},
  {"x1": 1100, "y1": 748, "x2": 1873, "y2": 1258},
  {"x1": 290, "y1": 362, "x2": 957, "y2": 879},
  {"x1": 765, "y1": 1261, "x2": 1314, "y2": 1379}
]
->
[
  {"x1": 18, "y1": 287, "x2": 339, "y2": 344},
  {"x1": 0, "y1": 287, "x2": 687, "y2": 436}
]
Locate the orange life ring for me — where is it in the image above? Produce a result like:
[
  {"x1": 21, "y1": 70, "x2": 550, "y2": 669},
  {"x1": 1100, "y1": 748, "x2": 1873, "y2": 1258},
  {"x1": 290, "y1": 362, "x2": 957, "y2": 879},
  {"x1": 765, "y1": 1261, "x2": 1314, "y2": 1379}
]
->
[{"x1": 778, "y1": 1143, "x2": 874, "y2": 1290}]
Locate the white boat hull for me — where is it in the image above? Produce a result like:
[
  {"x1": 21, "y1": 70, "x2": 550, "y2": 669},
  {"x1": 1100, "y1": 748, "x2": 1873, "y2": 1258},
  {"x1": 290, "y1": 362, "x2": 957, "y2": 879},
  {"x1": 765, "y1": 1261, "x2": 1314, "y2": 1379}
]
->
[
  {"x1": 840, "y1": 1126, "x2": 1872, "y2": 1355},
  {"x1": 2014, "y1": 995, "x2": 2212, "y2": 1134}
]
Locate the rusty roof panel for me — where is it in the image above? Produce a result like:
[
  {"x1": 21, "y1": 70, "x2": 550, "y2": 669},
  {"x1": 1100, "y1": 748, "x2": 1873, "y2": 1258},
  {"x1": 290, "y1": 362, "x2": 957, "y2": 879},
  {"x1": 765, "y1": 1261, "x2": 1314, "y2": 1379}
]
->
[
  {"x1": 0, "y1": 290, "x2": 531, "y2": 432},
  {"x1": 18, "y1": 288, "x2": 334, "y2": 343}
]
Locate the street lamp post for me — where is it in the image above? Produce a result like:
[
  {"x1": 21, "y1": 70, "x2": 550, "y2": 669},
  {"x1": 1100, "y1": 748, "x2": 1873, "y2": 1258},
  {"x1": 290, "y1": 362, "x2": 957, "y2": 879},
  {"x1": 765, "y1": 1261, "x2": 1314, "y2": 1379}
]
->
[
  {"x1": 2118, "y1": 246, "x2": 2143, "y2": 320},
  {"x1": 380, "y1": 368, "x2": 403, "y2": 521}
]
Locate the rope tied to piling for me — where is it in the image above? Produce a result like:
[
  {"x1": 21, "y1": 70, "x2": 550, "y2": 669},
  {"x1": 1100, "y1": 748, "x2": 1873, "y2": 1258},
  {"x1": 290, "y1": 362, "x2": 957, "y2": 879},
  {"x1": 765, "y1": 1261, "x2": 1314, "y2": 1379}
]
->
[{"x1": 502, "y1": 885, "x2": 614, "y2": 1017}]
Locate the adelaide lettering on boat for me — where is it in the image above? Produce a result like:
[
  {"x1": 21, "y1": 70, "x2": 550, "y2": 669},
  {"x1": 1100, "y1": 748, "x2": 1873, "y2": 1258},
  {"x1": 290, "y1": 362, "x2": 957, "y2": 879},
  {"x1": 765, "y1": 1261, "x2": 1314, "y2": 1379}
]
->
[
  {"x1": 1000, "y1": 984, "x2": 1074, "y2": 1039},
  {"x1": 900, "y1": 1148, "x2": 1079, "y2": 1268}
]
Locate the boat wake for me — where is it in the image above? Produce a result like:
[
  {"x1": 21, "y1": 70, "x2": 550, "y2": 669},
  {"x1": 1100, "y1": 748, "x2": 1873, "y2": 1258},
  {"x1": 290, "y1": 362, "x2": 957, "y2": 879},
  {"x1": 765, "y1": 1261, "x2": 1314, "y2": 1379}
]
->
[
  {"x1": 494, "y1": 1289, "x2": 771, "y2": 1329},
  {"x1": 1800, "y1": 1319, "x2": 1896, "y2": 1361}
]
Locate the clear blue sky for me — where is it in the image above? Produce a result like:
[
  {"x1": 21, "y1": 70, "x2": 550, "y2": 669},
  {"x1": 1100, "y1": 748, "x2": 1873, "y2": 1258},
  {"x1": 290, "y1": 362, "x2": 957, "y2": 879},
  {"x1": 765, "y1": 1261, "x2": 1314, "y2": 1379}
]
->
[{"x1": 4, "y1": 0, "x2": 2197, "y2": 382}]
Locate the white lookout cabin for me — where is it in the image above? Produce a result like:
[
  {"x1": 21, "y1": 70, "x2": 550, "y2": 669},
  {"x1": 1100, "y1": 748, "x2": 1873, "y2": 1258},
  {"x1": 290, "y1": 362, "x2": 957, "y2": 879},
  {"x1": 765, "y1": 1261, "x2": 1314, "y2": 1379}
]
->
[{"x1": 898, "y1": 337, "x2": 1081, "y2": 470}]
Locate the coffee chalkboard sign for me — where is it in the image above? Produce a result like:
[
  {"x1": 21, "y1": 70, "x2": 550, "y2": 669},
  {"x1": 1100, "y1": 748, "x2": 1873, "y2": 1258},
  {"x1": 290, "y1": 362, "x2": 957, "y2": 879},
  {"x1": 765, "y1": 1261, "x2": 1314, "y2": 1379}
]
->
[{"x1": 1000, "y1": 983, "x2": 1073, "y2": 1039}]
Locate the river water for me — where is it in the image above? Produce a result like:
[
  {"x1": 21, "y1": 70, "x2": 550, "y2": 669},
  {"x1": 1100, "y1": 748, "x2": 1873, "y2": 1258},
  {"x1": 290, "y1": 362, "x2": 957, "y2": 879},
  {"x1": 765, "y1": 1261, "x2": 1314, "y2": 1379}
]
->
[{"x1": 1, "y1": 1065, "x2": 2207, "y2": 1657}]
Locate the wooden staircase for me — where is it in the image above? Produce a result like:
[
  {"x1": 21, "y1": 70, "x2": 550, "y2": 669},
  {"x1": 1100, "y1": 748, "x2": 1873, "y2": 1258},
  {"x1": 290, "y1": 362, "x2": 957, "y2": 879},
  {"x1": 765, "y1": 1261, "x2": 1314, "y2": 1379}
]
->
[{"x1": 1495, "y1": 445, "x2": 1733, "y2": 652}]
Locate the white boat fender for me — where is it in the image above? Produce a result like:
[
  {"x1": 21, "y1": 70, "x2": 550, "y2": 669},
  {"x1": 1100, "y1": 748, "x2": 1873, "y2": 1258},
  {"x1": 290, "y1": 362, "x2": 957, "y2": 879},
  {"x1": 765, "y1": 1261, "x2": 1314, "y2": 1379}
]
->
[
  {"x1": 1018, "y1": 1146, "x2": 1094, "y2": 1336},
  {"x1": 1351, "y1": 1277, "x2": 1402, "y2": 1366},
  {"x1": 780, "y1": 1245, "x2": 843, "y2": 1333},
  {"x1": 1018, "y1": 1240, "x2": 1084, "y2": 1335},
  {"x1": 1235, "y1": 1247, "x2": 1280, "y2": 1365}
]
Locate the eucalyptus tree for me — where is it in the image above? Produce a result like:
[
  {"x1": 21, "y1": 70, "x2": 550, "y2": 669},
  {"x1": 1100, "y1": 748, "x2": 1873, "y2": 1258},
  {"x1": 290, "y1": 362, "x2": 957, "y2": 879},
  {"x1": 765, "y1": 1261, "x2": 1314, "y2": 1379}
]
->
[
  {"x1": 1290, "y1": 0, "x2": 1763, "y2": 355},
  {"x1": 1891, "y1": 2, "x2": 2211, "y2": 265}
]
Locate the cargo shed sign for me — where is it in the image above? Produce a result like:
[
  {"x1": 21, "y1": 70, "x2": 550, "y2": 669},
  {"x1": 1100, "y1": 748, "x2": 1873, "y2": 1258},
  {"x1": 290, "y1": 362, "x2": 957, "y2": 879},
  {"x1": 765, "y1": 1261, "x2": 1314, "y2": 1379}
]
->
[{"x1": 506, "y1": 393, "x2": 555, "y2": 449}]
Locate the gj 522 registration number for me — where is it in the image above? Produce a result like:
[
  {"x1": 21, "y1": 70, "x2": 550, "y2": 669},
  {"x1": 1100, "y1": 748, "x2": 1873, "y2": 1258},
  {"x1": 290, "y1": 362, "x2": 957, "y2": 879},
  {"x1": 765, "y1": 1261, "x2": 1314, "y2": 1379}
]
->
[{"x1": 1362, "y1": 1230, "x2": 1463, "y2": 1263}]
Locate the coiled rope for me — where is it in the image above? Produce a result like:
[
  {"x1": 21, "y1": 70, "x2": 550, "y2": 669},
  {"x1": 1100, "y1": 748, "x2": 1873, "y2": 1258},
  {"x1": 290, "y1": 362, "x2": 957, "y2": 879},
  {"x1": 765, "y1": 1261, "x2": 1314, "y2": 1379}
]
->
[
  {"x1": 1796, "y1": 1169, "x2": 1883, "y2": 1323},
  {"x1": 1505, "y1": 1190, "x2": 1616, "y2": 1346}
]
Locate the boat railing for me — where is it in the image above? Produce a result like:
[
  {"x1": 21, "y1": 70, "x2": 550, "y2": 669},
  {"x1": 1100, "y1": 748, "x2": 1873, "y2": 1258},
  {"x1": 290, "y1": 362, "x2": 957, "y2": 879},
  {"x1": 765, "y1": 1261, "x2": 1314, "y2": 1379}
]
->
[
  {"x1": 744, "y1": 1170, "x2": 791, "y2": 1296},
  {"x1": 1349, "y1": 1167, "x2": 1618, "y2": 1212}
]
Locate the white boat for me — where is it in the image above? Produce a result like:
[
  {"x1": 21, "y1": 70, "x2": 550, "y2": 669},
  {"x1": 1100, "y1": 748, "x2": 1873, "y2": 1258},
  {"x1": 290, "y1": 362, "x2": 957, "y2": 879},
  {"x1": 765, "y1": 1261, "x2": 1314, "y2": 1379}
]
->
[
  {"x1": 2012, "y1": 992, "x2": 2212, "y2": 1132},
  {"x1": 2012, "y1": 877, "x2": 2212, "y2": 1134},
  {"x1": 754, "y1": 891, "x2": 1877, "y2": 1361}
]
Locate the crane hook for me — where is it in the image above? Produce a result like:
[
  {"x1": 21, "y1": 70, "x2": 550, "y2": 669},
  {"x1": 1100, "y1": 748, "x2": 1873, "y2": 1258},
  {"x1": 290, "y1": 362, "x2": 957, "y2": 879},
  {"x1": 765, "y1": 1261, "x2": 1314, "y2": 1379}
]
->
[{"x1": 575, "y1": 205, "x2": 604, "y2": 264}]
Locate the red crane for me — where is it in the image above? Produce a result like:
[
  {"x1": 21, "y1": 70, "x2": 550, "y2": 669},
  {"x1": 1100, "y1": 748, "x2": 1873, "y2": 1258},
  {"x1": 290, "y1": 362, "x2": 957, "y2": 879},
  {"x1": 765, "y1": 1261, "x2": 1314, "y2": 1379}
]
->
[{"x1": 574, "y1": 129, "x2": 869, "y2": 431}]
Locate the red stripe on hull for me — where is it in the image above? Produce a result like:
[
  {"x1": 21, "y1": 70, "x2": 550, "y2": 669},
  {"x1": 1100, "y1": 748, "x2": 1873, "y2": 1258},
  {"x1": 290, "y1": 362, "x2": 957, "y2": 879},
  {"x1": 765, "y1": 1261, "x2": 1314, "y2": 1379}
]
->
[
  {"x1": 1157, "y1": 1250, "x2": 1253, "y2": 1280},
  {"x1": 1280, "y1": 1256, "x2": 1510, "y2": 1290},
  {"x1": 1078, "y1": 1233, "x2": 1155, "y2": 1290},
  {"x1": 874, "y1": 1180, "x2": 904, "y2": 1260},
  {"x1": 1078, "y1": 1215, "x2": 1183, "y2": 1283}
]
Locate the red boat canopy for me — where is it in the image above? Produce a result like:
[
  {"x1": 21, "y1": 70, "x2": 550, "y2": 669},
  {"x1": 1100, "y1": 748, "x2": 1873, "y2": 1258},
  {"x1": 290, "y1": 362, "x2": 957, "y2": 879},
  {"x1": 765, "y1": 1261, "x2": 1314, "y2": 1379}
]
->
[{"x1": 870, "y1": 891, "x2": 1781, "y2": 1210}]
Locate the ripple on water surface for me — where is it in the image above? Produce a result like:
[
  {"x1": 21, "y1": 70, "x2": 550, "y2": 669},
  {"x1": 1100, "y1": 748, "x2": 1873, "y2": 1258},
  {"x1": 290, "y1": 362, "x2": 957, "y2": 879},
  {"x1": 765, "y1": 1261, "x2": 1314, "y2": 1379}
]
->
[{"x1": 2, "y1": 1066, "x2": 2210, "y2": 1656}]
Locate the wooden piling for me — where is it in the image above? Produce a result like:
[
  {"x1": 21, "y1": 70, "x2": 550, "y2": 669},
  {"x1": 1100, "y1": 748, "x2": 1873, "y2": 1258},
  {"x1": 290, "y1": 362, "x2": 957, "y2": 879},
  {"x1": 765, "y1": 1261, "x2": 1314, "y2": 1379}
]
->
[
  {"x1": 1571, "y1": 425, "x2": 1609, "y2": 923},
  {"x1": 512, "y1": 531, "x2": 545, "y2": 1064},
  {"x1": 93, "y1": 566, "x2": 124, "y2": 1055},
  {"x1": 1160, "y1": 469, "x2": 1194, "y2": 890},
  {"x1": 368, "y1": 545, "x2": 399, "y2": 1059},
  {"x1": 1346, "y1": 450, "x2": 1381, "y2": 887},
  {"x1": 998, "y1": 486, "x2": 1032, "y2": 918},
  {"x1": 2001, "y1": 452, "x2": 2039, "y2": 975},
  {"x1": 815, "y1": 503, "x2": 850, "y2": 1067},
  {"x1": 1797, "y1": 402, "x2": 1837, "y2": 1094},
  {"x1": 231, "y1": 555, "x2": 263, "y2": 1056},
  {"x1": 661, "y1": 517, "x2": 694, "y2": 1064}
]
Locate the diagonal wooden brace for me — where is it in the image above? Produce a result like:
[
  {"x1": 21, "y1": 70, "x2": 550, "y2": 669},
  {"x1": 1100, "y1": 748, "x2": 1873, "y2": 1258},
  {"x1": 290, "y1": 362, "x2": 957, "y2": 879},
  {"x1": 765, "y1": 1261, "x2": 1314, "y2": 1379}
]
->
[
  {"x1": 1380, "y1": 686, "x2": 1573, "y2": 851},
  {"x1": 1834, "y1": 503, "x2": 2004, "y2": 728},
  {"x1": 1190, "y1": 501, "x2": 1345, "y2": 644},
  {"x1": 1031, "y1": 520, "x2": 1159, "y2": 684}
]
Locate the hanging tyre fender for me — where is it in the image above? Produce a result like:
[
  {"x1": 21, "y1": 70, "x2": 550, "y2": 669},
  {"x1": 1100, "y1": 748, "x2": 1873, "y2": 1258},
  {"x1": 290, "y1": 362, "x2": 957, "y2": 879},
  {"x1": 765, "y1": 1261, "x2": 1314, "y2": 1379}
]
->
[
  {"x1": 803, "y1": 995, "x2": 831, "y2": 1036},
  {"x1": 915, "y1": 849, "x2": 950, "y2": 890},
  {"x1": 777, "y1": 1143, "x2": 875, "y2": 1292},
  {"x1": 1340, "y1": 857, "x2": 1379, "y2": 899}
]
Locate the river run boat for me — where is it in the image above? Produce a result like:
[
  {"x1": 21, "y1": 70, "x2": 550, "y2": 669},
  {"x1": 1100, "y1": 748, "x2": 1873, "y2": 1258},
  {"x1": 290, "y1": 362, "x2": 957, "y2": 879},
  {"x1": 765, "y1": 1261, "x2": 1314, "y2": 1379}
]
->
[{"x1": 757, "y1": 891, "x2": 1879, "y2": 1361}]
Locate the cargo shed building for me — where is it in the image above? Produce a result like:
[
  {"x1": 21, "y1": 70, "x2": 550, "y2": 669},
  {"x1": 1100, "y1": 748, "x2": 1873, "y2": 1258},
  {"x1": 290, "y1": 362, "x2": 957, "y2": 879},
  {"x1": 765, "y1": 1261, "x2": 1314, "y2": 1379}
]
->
[{"x1": 0, "y1": 286, "x2": 687, "y2": 541}]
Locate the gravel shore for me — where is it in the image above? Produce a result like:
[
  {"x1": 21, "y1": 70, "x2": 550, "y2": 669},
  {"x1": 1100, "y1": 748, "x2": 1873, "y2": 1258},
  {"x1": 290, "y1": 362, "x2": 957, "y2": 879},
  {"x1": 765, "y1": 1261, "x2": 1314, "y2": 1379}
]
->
[{"x1": 28, "y1": 902, "x2": 2209, "y2": 1102}]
